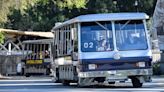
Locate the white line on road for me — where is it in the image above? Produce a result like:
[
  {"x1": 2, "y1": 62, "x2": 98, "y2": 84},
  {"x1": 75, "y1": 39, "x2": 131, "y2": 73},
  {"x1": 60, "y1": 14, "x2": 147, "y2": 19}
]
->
[
  {"x1": 0, "y1": 83, "x2": 60, "y2": 86},
  {"x1": 94, "y1": 88, "x2": 164, "y2": 91},
  {"x1": 0, "y1": 79, "x2": 52, "y2": 82}
]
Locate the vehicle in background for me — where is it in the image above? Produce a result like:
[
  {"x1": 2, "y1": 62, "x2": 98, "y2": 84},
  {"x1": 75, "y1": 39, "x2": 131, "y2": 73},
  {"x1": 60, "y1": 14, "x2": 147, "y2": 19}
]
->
[
  {"x1": 21, "y1": 39, "x2": 53, "y2": 77},
  {"x1": 51, "y1": 13, "x2": 152, "y2": 87}
]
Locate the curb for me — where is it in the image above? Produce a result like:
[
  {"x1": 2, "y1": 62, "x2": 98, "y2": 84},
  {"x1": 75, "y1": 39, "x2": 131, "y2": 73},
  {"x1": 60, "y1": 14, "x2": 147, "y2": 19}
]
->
[{"x1": 0, "y1": 75, "x2": 11, "y2": 80}]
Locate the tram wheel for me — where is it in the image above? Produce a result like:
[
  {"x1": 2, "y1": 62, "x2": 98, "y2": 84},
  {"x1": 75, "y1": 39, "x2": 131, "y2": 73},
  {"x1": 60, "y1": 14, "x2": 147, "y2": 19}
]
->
[
  {"x1": 25, "y1": 74, "x2": 30, "y2": 77},
  {"x1": 62, "y1": 80, "x2": 70, "y2": 86},
  {"x1": 108, "y1": 82, "x2": 115, "y2": 84},
  {"x1": 131, "y1": 77, "x2": 143, "y2": 88}
]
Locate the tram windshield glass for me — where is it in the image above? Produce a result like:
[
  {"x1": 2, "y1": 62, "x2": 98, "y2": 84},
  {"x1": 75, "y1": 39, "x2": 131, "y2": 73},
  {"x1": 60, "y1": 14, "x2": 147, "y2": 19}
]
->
[
  {"x1": 81, "y1": 22, "x2": 113, "y2": 52},
  {"x1": 115, "y1": 20, "x2": 148, "y2": 50}
]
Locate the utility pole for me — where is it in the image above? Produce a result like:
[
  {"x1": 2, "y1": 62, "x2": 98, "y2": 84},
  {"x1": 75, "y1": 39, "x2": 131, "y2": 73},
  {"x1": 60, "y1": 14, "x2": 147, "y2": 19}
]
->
[{"x1": 134, "y1": 0, "x2": 139, "y2": 12}]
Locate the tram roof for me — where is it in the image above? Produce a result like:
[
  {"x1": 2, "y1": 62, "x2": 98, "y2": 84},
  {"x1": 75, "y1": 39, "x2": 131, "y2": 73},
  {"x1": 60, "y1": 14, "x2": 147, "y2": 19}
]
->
[
  {"x1": 23, "y1": 39, "x2": 53, "y2": 44},
  {"x1": 52, "y1": 13, "x2": 149, "y2": 30}
]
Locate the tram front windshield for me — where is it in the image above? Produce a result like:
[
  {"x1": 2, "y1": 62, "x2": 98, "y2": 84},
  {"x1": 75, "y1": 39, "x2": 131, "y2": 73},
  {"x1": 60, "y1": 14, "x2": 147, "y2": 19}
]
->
[
  {"x1": 81, "y1": 22, "x2": 113, "y2": 52},
  {"x1": 115, "y1": 20, "x2": 148, "y2": 50}
]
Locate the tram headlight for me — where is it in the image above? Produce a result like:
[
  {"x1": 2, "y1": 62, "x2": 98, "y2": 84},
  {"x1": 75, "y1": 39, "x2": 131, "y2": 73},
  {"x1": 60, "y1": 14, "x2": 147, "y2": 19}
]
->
[
  {"x1": 136, "y1": 62, "x2": 145, "y2": 67},
  {"x1": 88, "y1": 64, "x2": 97, "y2": 70}
]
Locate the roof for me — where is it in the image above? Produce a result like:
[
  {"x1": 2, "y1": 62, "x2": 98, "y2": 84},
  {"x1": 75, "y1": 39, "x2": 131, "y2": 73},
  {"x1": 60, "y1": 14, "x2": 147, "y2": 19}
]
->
[
  {"x1": 53, "y1": 13, "x2": 149, "y2": 30},
  {"x1": 23, "y1": 39, "x2": 53, "y2": 44},
  {"x1": 0, "y1": 28, "x2": 53, "y2": 38}
]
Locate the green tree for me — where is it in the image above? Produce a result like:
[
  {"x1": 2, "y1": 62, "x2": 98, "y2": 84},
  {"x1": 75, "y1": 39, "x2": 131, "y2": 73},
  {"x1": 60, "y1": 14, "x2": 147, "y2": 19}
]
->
[
  {"x1": 0, "y1": 32, "x2": 4, "y2": 44},
  {"x1": 3, "y1": 0, "x2": 156, "y2": 32},
  {"x1": 0, "y1": 0, "x2": 38, "y2": 28},
  {"x1": 5, "y1": 0, "x2": 87, "y2": 31},
  {"x1": 56, "y1": 0, "x2": 87, "y2": 9},
  {"x1": 116, "y1": 0, "x2": 155, "y2": 15}
]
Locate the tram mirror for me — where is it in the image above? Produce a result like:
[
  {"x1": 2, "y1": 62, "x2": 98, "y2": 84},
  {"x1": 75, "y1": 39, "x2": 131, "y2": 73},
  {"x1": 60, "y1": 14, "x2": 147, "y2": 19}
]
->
[
  {"x1": 72, "y1": 52, "x2": 78, "y2": 61},
  {"x1": 71, "y1": 28, "x2": 76, "y2": 40}
]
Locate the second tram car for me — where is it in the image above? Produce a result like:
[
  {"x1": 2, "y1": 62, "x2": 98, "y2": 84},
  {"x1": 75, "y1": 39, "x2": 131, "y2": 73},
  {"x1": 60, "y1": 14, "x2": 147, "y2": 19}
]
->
[{"x1": 22, "y1": 39, "x2": 53, "y2": 77}]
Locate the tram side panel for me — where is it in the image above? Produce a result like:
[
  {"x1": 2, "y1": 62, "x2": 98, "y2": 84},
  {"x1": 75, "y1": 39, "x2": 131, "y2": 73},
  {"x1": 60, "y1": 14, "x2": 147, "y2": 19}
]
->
[{"x1": 51, "y1": 23, "x2": 79, "y2": 83}]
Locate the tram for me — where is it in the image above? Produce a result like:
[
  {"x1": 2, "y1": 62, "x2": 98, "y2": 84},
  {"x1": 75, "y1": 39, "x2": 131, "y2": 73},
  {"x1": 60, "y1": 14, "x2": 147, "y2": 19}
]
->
[
  {"x1": 21, "y1": 39, "x2": 53, "y2": 77},
  {"x1": 51, "y1": 13, "x2": 152, "y2": 87}
]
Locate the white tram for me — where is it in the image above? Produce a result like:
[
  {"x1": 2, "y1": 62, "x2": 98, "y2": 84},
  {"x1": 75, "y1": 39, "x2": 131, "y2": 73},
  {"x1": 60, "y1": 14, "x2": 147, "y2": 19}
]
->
[{"x1": 51, "y1": 13, "x2": 152, "y2": 87}]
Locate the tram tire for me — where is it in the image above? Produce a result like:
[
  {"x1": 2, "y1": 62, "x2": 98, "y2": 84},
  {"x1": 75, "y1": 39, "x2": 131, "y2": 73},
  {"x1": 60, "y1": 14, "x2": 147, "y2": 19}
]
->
[
  {"x1": 108, "y1": 82, "x2": 115, "y2": 84},
  {"x1": 62, "y1": 80, "x2": 70, "y2": 86},
  {"x1": 131, "y1": 77, "x2": 143, "y2": 88},
  {"x1": 25, "y1": 74, "x2": 30, "y2": 77}
]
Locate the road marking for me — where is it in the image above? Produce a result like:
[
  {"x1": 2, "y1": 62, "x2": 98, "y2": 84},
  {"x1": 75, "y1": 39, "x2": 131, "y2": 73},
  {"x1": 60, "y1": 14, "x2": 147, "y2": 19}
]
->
[
  {"x1": 94, "y1": 88, "x2": 164, "y2": 91},
  {"x1": 0, "y1": 79, "x2": 52, "y2": 82},
  {"x1": 0, "y1": 83, "x2": 61, "y2": 86}
]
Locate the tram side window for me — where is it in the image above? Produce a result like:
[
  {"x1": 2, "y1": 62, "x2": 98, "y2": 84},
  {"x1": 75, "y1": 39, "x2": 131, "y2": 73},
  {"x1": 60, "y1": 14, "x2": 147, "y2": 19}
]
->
[
  {"x1": 56, "y1": 28, "x2": 66, "y2": 56},
  {"x1": 56, "y1": 30, "x2": 59, "y2": 57},
  {"x1": 66, "y1": 26, "x2": 72, "y2": 55},
  {"x1": 55, "y1": 29, "x2": 60, "y2": 57},
  {"x1": 25, "y1": 44, "x2": 35, "y2": 60},
  {"x1": 73, "y1": 24, "x2": 78, "y2": 52},
  {"x1": 44, "y1": 44, "x2": 50, "y2": 58},
  {"x1": 54, "y1": 30, "x2": 59, "y2": 57},
  {"x1": 59, "y1": 30, "x2": 61, "y2": 56},
  {"x1": 31, "y1": 44, "x2": 34, "y2": 59},
  {"x1": 54, "y1": 24, "x2": 78, "y2": 57},
  {"x1": 72, "y1": 24, "x2": 78, "y2": 60},
  {"x1": 63, "y1": 28, "x2": 68, "y2": 55},
  {"x1": 24, "y1": 44, "x2": 29, "y2": 59}
]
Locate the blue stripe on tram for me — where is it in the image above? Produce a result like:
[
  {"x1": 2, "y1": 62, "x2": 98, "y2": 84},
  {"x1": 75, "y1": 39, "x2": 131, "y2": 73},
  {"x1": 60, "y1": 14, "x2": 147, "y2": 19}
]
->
[{"x1": 80, "y1": 56, "x2": 152, "y2": 64}]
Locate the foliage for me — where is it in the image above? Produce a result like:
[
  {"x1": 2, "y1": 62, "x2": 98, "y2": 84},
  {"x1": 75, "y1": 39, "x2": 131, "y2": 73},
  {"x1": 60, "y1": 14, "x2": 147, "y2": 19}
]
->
[
  {"x1": 0, "y1": 0, "x2": 38, "y2": 27},
  {"x1": 0, "y1": 0, "x2": 157, "y2": 32},
  {"x1": 3, "y1": 0, "x2": 87, "y2": 31},
  {"x1": 116, "y1": 0, "x2": 156, "y2": 15},
  {"x1": 81, "y1": 0, "x2": 115, "y2": 14},
  {"x1": 153, "y1": 62, "x2": 161, "y2": 75},
  {"x1": 0, "y1": 32, "x2": 5, "y2": 44},
  {"x1": 56, "y1": 0, "x2": 87, "y2": 9}
]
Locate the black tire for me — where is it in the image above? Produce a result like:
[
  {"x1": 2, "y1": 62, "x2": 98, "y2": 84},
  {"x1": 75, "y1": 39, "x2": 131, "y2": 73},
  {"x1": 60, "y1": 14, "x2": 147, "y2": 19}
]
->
[
  {"x1": 22, "y1": 68, "x2": 24, "y2": 75},
  {"x1": 17, "y1": 73, "x2": 21, "y2": 76},
  {"x1": 108, "y1": 82, "x2": 115, "y2": 84},
  {"x1": 131, "y1": 77, "x2": 143, "y2": 88},
  {"x1": 46, "y1": 68, "x2": 50, "y2": 75},
  {"x1": 62, "y1": 80, "x2": 70, "y2": 86},
  {"x1": 25, "y1": 74, "x2": 30, "y2": 77}
]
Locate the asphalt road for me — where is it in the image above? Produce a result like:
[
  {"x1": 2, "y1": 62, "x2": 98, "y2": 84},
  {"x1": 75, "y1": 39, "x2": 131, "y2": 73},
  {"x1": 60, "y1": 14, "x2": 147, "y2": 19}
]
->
[{"x1": 0, "y1": 76, "x2": 164, "y2": 92}]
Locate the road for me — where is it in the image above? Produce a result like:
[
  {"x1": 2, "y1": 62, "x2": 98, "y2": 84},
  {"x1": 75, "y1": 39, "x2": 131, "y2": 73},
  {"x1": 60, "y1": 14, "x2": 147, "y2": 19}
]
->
[{"x1": 0, "y1": 76, "x2": 164, "y2": 92}]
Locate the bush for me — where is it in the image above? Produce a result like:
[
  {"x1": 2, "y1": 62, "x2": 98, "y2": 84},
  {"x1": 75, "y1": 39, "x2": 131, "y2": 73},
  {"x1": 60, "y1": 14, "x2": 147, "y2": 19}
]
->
[{"x1": 153, "y1": 62, "x2": 161, "y2": 75}]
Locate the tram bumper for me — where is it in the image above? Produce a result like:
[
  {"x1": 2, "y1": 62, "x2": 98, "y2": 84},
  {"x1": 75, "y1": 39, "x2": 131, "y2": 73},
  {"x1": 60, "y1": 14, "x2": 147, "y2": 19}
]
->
[{"x1": 78, "y1": 69, "x2": 152, "y2": 82}]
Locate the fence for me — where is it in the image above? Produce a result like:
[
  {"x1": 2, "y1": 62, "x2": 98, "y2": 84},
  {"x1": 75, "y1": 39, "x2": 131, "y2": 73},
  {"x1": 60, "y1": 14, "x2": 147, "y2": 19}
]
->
[{"x1": 0, "y1": 55, "x2": 22, "y2": 76}]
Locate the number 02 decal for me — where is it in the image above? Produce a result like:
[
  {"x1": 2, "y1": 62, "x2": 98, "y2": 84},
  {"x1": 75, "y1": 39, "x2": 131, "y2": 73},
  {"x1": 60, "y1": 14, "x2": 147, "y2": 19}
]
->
[{"x1": 84, "y1": 42, "x2": 93, "y2": 48}]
